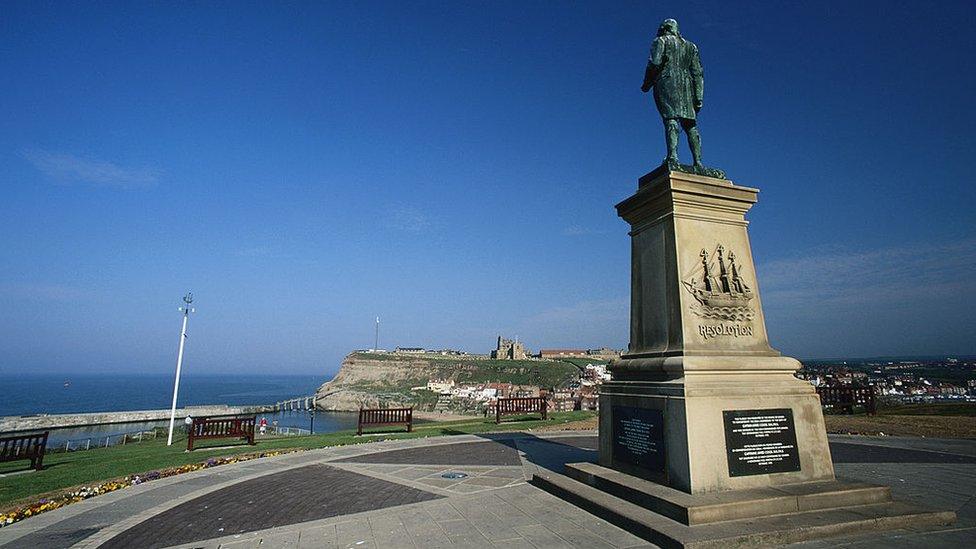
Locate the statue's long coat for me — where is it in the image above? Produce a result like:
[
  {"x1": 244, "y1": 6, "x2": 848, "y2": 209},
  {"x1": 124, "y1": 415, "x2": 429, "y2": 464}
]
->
[{"x1": 647, "y1": 34, "x2": 703, "y2": 120}]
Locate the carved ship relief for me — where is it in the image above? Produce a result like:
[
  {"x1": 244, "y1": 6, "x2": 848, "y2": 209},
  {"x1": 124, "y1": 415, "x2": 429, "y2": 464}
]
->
[{"x1": 682, "y1": 244, "x2": 755, "y2": 321}]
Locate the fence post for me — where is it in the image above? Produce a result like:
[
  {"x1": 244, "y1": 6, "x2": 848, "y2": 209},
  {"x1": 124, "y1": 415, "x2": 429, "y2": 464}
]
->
[
  {"x1": 65, "y1": 440, "x2": 70, "y2": 452},
  {"x1": 86, "y1": 439, "x2": 91, "y2": 450}
]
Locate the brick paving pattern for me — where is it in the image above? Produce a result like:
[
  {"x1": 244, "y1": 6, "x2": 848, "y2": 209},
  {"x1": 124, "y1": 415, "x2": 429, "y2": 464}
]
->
[
  {"x1": 100, "y1": 464, "x2": 441, "y2": 549},
  {"x1": 1, "y1": 432, "x2": 973, "y2": 548},
  {"x1": 335, "y1": 439, "x2": 521, "y2": 466}
]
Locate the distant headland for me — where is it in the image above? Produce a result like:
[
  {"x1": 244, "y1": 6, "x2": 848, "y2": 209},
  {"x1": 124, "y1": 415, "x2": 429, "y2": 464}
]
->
[{"x1": 314, "y1": 337, "x2": 622, "y2": 413}]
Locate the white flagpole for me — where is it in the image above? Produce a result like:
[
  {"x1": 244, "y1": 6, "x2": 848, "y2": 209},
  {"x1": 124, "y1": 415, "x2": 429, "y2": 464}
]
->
[{"x1": 167, "y1": 293, "x2": 194, "y2": 446}]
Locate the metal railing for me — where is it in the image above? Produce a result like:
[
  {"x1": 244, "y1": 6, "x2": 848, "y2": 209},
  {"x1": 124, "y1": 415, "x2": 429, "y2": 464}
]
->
[
  {"x1": 271, "y1": 426, "x2": 311, "y2": 436},
  {"x1": 55, "y1": 428, "x2": 162, "y2": 453},
  {"x1": 22, "y1": 422, "x2": 312, "y2": 455}
]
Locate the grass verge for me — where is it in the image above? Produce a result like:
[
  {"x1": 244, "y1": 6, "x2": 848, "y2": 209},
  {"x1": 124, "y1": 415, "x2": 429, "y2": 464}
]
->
[
  {"x1": 878, "y1": 402, "x2": 976, "y2": 416},
  {"x1": 824, "y1": 413, "x2": 976, "y2": 438}
]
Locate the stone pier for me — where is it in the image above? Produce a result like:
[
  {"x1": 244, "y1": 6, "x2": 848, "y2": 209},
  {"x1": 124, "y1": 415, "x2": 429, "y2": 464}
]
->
[{"x1": 0, "y1": 405, "x2": 269, "y2": 432}]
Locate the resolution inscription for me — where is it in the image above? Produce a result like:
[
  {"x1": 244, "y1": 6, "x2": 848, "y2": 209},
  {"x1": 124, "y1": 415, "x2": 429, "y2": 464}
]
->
[
  {"x1": 699, "y1": 324, "x2": 753, "y2": 339},
  {"x1": 723, "y1": 408, "x2": 801, "y2": 477}
]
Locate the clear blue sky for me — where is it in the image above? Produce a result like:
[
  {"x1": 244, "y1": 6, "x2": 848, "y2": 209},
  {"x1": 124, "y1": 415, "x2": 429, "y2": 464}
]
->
[{"x1": 1, "y1": 1, "x2": 974, "y2": 376}]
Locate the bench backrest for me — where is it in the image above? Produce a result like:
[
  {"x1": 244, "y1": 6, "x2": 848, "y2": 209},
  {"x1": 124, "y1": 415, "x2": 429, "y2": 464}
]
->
[
  {"x1": 497, "y1": 397, "x2": 546, "y2": 415},
  {"x1": 0, "y1": 431, "x2": 48, "y2": 462},
  {"x1": 191, "y1": 416, "x2": 256, "y2": 439},
  {"x1": 359, "y1": 407, "x2": 412, "y2": 426}
]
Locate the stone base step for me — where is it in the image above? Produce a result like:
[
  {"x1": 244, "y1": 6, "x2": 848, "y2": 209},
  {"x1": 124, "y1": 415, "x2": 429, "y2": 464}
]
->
[
  {"x1": 564, "y1": 462, "x2": 892, "y2": 525},
  {"x1": 531, "y1": 468, "x2": 955, "y2": 549}
]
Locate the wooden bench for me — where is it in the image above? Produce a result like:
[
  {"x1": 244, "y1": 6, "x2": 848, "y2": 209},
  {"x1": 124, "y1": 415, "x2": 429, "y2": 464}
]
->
[
  {"x1": 816, "y1": 386, "x2": 877, "y2": 415},
  {"x1": 357, "y1": 407, "x2": 412, "y2": 435},
  {"x1": 187, "y1": 415, "x2": 256, "y2": 451},
  {"x1": 493, "y1": 397, "x2": 548, "y2": 424},
  {"x1": 0, "y1": 431, "x2": 48, "y2": 471}
]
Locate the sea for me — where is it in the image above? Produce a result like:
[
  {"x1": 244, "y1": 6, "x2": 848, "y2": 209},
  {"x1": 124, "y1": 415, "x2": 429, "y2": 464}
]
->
[{"x1": 1, "y1": 374, "x2": 358, "y2": 447}]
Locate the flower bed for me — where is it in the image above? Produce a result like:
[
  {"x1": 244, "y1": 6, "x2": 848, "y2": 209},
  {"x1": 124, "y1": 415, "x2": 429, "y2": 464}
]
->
[{"x1": 0, "y1": 448, "x2": 306, "y2": 528}]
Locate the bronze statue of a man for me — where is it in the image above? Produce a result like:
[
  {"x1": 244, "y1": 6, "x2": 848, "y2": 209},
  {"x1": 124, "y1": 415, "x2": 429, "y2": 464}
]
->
[{"x1": 641, "y1": 18, "x2": 706, "y2": 172}]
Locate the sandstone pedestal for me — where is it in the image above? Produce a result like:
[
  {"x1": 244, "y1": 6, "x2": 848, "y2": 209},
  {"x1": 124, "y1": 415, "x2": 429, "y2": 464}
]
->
[
  {"x1": 532, "y1": 167, "x2": 955, "y2": 547},
  {"x1": 599, "y1": 167, "x2": 833, "y2": 494}
]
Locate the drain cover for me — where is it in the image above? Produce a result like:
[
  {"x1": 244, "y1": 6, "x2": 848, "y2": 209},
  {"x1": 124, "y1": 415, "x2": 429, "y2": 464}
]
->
[{"x1": 441, "y1": 471, "x2": 468, "y2": 479}]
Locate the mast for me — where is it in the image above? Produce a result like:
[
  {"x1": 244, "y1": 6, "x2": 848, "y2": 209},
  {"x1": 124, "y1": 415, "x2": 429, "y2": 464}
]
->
[
  {"x1": 167, "y1": 292, "x2": 194, "y2": 446},
  {"x1": 729, "y1": 251, "x2": 743, "y2": 294},
  {"x1": 374, "y1": 316, "x2": 380, "y2": 351},
  {"x1": 716, "y1": 245, "x2": 731, "y2": 293},
  {"x1": 700, "y1": 249, "x2": 714, "y2": 293}
]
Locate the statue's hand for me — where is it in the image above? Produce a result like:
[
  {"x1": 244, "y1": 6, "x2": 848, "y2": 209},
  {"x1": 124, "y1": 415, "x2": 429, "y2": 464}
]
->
[
  {"x1": 694, "y1": 100, "x2": 703, "y2": 113},
  {"x1": 641, "y1": 84, "x2": 651, "y2": 93}
]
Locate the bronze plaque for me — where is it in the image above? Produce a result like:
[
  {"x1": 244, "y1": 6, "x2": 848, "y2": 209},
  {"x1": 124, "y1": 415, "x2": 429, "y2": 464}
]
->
[{"x1": 723, "y1": 408, "x2": 801, "y2": 477}]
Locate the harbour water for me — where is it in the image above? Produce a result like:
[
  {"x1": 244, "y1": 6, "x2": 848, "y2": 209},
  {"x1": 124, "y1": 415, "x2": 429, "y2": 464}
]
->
[
  {"x1": 2, "y1": 374, "x2": 325, "y2": 417},
  {"x1": 2, "y1": 373, "x2": 358, "y2": 446}
]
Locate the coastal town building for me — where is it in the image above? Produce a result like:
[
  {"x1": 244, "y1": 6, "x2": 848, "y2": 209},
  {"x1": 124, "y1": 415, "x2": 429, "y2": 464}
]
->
[
  {"x1": 395, "y1": 347, "x2": 426, "y2": 354},
  {"x1": 582, "y1": 363, "x2": 611, "y2": 383},
  {"x1": 795, "y1": 359, "x2": 975, "y2": 404},
  {"x1": 586, "y1": 347, "x2": 623, "y2": 359},
  {"x1": 538, "y1": 349, "x2": 587, "y2": 359},
  {"x1": 428, "y1": 349, "x2": 468, "y2": 356},
  {"x1": 380, "y1": 347, "x2": 470, "y2": 356},
  {"x1": 511, "y1": 385, "x2": 542, "y2": 398},
  {"x1": 535, "y1": 348, "x2": 622, "y2": 360},
  {"x1": 425, "y1": 379, "x2": 455, "y2": 394}
]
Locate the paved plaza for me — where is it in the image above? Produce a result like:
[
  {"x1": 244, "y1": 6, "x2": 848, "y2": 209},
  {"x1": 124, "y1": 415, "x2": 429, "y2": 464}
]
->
[{"x1": 0, "y1": 432, "x2": 973, "y2": 548}]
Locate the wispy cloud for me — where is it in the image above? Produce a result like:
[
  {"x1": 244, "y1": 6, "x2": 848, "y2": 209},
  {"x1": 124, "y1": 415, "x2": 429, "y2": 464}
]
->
[
  {"x1": 520, "y1": 298, "x2": 628, "y2": 348},
  {"x1": 511, "y1": 240, "x2": 975, "y2": 357},
  {"x1": 757, "y1": 238, "x2": 976, "y2": 358},
  {"x1": 389, "y1": 205, "x2": 431, "y2": 234},
  {"x1": 21, "y1": 149, "x2": 159, "y2": 189},
  {"x1": 758, "y1": 238, "x2": 976, "y2": 310}
]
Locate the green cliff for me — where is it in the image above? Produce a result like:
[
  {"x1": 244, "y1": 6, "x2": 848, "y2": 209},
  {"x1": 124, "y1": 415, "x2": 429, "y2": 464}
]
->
[{"x1": 313, "y1": 352, "x2": 586, "y2": 412}]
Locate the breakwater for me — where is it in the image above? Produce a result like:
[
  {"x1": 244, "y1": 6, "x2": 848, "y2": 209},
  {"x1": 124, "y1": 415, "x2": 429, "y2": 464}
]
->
[{"x1": 0, "y1": 404, "x2": 273, "y2": 433}]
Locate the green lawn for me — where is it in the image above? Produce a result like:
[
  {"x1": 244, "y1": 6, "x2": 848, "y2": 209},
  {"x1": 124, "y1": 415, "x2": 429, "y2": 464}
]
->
[
  {"x1": 556, "y1": 357, "x2": 610, "y2": 369},
  {"x1": 0, "y1": 410, "x2": 596, "y2": 509}
]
